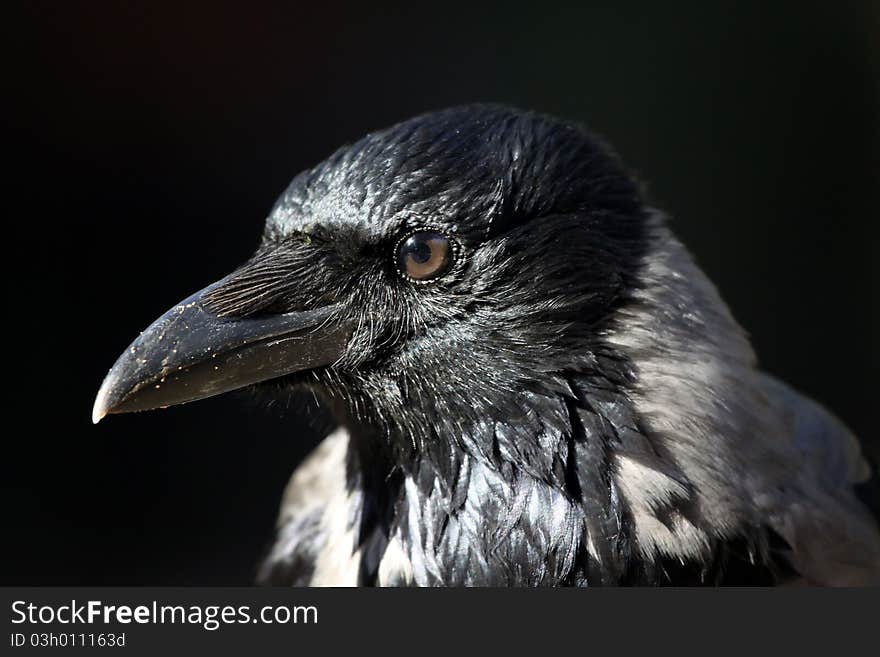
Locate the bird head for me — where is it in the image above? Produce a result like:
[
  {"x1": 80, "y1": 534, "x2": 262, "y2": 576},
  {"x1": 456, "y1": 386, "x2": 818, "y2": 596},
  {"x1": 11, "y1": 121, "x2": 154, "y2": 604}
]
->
[{"x1": 93, "y1": 105, "x2": 649, "y2": 456}]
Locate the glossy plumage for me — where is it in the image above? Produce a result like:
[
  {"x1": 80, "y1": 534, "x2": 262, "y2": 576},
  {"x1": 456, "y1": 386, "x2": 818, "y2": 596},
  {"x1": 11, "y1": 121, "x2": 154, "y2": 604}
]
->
[{"x1": 97, "y1": 105, "x2": 880, "y2": 585}]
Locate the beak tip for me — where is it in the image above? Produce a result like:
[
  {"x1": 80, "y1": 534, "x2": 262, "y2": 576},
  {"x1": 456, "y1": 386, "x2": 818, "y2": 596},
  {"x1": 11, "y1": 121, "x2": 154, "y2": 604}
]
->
[
  {"x1": 91, "y1": 377, "x2": 113, "y2": 424},
  {"x1": 91, "y1": 406, "x2": 106, "y2": 425}
]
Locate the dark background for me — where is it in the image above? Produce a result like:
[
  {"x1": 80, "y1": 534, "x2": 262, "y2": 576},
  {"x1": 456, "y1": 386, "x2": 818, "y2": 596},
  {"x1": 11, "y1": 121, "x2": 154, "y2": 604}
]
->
[{"x1": 4, "y1": 2, "x2": 877, "y2": 584}]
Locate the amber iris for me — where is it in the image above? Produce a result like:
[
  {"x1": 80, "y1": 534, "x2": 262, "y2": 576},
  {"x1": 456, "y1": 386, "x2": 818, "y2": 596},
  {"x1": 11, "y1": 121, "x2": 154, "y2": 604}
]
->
[{"x1": 397, "y1": 232, "x2": 453, "y2": 281}]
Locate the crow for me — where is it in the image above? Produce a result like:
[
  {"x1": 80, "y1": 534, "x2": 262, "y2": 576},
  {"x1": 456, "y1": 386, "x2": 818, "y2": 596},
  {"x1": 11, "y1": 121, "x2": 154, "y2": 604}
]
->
[{"x1": 93, "y1": 105, "x2": 880, "y2": 586}]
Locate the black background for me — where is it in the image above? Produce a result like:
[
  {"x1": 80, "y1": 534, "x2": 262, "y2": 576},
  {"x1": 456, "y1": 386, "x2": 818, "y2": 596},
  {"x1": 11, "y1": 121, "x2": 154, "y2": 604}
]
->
[{"x1": 4, "y1": 2, "x2": 877, "y2": 584}]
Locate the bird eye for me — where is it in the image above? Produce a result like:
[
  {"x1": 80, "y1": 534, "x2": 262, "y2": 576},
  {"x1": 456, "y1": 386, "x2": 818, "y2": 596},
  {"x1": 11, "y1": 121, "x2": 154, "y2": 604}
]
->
[{"x1": 396, "y1": 231, "x2": 454, "y2": 281}]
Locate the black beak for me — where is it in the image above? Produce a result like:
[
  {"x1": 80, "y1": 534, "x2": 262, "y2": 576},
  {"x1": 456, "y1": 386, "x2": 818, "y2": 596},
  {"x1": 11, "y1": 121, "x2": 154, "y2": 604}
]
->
[{"x1": 92, "y1": 280, "x2": 352, "y2": 423}]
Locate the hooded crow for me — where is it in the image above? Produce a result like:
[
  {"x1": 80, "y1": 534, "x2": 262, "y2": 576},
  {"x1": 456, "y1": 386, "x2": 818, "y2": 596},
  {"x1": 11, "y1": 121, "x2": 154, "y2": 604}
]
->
[{"x1": 93, "y1": 105, "x2": 880, "y2": 586}]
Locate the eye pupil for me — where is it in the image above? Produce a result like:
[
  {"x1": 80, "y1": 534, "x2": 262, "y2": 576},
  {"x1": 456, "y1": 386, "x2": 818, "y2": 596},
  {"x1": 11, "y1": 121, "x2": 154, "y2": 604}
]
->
[
  {"x1": 397, "y1": 231, "x2": 453, "y2": 281},
  {"x1": 409, "y1": 242, "x2": 432, "y2": 264}
]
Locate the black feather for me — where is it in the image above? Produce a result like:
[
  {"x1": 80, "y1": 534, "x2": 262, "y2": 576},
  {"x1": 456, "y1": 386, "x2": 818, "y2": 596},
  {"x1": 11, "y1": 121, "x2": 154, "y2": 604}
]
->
[{"x1": 249, "y1": 105, "x2": 790, "y2": 585}]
